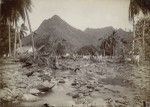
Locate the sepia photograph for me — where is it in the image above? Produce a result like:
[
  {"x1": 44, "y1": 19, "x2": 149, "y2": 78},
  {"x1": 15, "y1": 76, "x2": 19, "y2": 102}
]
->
[{"x1": 0, "y1": 0, "x2": 150, "y2": 107}]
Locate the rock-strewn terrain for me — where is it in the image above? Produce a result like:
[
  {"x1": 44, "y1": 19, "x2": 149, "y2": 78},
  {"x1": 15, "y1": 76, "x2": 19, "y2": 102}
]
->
[{"x1": 0, "y1": 57, "x2": 149, "y2": 107}]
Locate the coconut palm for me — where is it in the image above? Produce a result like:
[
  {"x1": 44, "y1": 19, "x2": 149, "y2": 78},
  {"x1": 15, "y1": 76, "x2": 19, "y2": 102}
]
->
[
  {"x1": 25, "y1": 8, "x2": 36, "y2": 59},
  {"x1": 129, "y1": 0, "x2": 150, "y2": 22},
  {"x1": 129, "y1": 0, "x2": 150, "y2": 102},
  {"x1": 1, "y1": 0, "x2": 12, "y2": 56},
  {"x1": 0, "y1": 0, "x2": 34, "y2": 58},
  {"x1": 129, "y1": 0, "x2": 150, "y2": 57}
]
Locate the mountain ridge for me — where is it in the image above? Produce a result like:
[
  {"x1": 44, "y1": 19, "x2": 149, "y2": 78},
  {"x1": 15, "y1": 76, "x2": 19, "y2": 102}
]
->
[{"x1": 22, "y1": 15, "x2": 132, "y2": 55}]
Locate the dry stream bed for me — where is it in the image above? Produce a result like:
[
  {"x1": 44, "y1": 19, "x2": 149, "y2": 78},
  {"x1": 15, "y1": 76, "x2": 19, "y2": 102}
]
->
[{"x1": 0, "y1": 57, "x2": 149, "y2": 107}]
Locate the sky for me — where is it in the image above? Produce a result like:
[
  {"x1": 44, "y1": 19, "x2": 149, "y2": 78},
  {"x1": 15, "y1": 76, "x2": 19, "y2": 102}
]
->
[{"x1": 24, "y1": 0, "x2": 133, "y2": 31}]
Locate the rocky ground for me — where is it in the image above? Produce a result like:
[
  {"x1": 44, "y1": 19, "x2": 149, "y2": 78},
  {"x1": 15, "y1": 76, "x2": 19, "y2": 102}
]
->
[{"x1": 0, "y1": 57, "x2": 149, "y2": 107}]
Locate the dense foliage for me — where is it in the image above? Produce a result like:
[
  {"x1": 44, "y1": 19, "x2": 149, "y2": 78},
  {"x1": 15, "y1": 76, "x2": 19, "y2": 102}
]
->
[
  {"x1": 129, "y1": 0, "x2": 150, "y2": 22},
  {"x1": 1, "y1": 0, "x2": 32, "y2": 23},
  {"x1": 77, "y1": 45, "x2": 98, "y2": 55},
  {"x1": 135, "y1": 17, "x2": 150, "y2": 60},
  {"x1": 0, "y1": 24, "x2": 15, "y2": 57}
]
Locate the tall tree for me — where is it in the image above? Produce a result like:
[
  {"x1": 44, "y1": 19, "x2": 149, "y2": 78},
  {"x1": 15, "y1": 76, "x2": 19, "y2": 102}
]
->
[
  {"x1": 0, "y1": 0, "x2": 33, "y2": 57},
  {"x1": 1, "y1": 0, "x2": 13, "y2": 56},
  {"x1": 25, "y1": 8, "x2": 35, "y2": 59},
  {"x1": 129, "y1": 0, "x2": 150, "y2": 102},
  {"x1": 129, "y1": 0, "x2": 150, "y2": 21},
  {"x1": 129, "y1": 0, "x2": 150, "y2": 57}
]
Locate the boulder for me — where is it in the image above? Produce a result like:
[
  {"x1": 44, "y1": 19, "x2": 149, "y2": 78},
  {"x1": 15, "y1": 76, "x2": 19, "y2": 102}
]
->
[
  {"x1": 29, "y1": 88, "x2": 40, "y2": 95},
  {"x1": 115, "y1": 98, "x2": 128, "y2": 105},
  {"x1": 43, "y1": 103, "x2": 50, "y2": 107},
  {"x1": 43, "y1": 81, "x2": 51, "y2": 87},
  {"x1": 22, "y1": 94, "x2": 40, "y2": 102},
  {"x1": 36, "y1": 82, "x2": 55, "y2": 92},
  {"x1": 37, "y1": 85, "x2": 51, "y2": 92}
]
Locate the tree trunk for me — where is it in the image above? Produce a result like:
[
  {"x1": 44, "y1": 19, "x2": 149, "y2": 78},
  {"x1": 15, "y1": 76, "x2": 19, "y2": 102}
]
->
[
  {"x1": 142, "y1": 20, "x2": 145, "y2": 60},
  {"x1": 132, "y1": 18, "x2": 135, "y2": 55},
  {"x1": 13, "y1": 22, "x2": 17, "y2": 58},
  {"x1": 17, "y1": 23, "x2": 22, "y2": 48},
  {"x1": 7, "y1": 19, "x2": 11, "y2": 57},
  {"x1": 18, "y1": 29, "x2": 22, "y2": 48},
  {"x1": 25, "y1": 8, "x2": 35, "y2": 59},
  {"x1": 113, "y1": 46, "x2": 115, "y2": 56}
]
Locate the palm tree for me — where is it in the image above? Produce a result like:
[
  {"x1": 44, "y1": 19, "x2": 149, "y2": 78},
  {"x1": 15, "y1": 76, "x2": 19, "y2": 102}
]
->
[
  {"x1": 25, "y1": 8, "x2": 35, "y2": 59},
  {"x1": 0, "y1": 0, "x2": 34, "y2": 58},
  {"x1": 1, "y1": 0, "x2": 12, "y2": 56},
  {"x1": 129, "y1": 0, "x2": 150, "y2": 102},
  {"x1": 129, "y1": 0, "x2": 150, "y2": 57},
  {"x1": 129, "y1": 0, "x2": 150, "y2": 21},
  {"x1": 11, "y1": 10, "x2": 20, "y2": 58}
]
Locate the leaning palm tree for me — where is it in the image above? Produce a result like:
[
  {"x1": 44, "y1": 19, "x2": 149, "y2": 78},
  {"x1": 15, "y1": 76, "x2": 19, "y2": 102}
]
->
[{"x1": 129, "y1": 0, "x2": 150, "y2": 57}]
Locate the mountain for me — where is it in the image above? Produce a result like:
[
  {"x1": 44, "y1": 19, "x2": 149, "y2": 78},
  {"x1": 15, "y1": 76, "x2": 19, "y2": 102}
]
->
[
  {"x1": 22, "y1": 15, "x2": 132, "y2": 55},
  {"x1": 84, "y1": 26, "x2": 115, "y2": 46},
  {"x1": 22, "y1": 15, "x2": 92, "y2": 51}
]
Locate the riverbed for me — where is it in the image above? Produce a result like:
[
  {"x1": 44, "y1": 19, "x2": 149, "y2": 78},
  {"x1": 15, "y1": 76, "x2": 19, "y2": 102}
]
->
[{"x1": 0, "y1": 57, "x2": 149, "y2": 107}]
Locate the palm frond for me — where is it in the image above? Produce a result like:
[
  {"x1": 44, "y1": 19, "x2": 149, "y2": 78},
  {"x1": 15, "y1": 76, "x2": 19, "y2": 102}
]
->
[
  {"x1": 129, "y1": 0, "x2": 150, "y2": 22},
  {"x1": 129, "y1": 0, "x2": 140, "y2": 22},
  {"x1": 0, "y1": 0, "x2": 32, "y2": 24}
]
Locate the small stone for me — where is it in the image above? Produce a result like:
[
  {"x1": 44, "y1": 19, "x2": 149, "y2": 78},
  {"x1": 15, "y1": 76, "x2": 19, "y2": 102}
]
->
[
  {"x1": 95, "y1": 88, "x2": 99, "y2": 91},
  {"x1": 63, "y1": 76, "x2": 66, "y2": 79},
  {"x1": 99, "y1": 84, "x2": 104, "y2": 87},
  {"x1": 87, "y1": 85, "x2": 94, "y2": 89},
  {"x1": 59, "y1": 79, "x2": 65, "y2": 83},
  {"x1": 72, "y1": 93, "x2": 79, "y2": 98},
  {"x1": 71, "y1": 82, "x2": 77, "y2": 86},
  {"x1": 89, "y1": 89, "x2": 93, "y2": 92}
]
